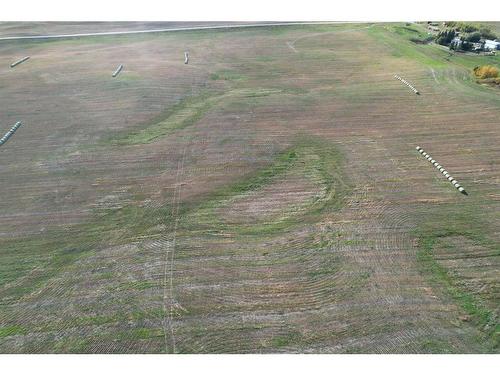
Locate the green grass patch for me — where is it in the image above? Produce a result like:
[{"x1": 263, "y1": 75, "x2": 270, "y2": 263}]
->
[
  {"x1": 367, "y1": 23, "x2": 500, "y2": 70},
  {"x1": 118, "y1": 280, "x2": 156, "y2": 291},
  {"x1": 0, "y1": 234, "x2": 98, "y2": 300},
  {"x1": 0, "y1": 136, "x2": 349, "y2": 306},
  {"x1": 271, "y1": 331, "x2": 303, "y2": 348},
  {"x1": 108, "y1": 91, "x2": 221, "y2": 145},
  {"x1": 105, "y1": 88, "x2": 289, "y2": 145},
  {"x1": 415, "y1": 204, "x2": 499, "y2": 351},
  {"x1": 125, "y1": 327, "x2": 163, "y2": 340},
  {"x1": 209, "y1": 69, "x2": 247, "y2": 81},
  {"x1": 367, "y1": 24, "x2": 447, "y2": 68},
  {"x1": 417, "y1": 339, "x2": 455, "y2": 354},
  {"x1": 0, "y1": 325, "x2": 27, "y2": 339},
  {"x1": 181, "y1": 136, "x2": 352, "y2": 236}
]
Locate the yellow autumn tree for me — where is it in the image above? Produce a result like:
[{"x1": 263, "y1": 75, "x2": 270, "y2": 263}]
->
[{"x1": 473, "y1": 65, "x2": 499, "y2": 79}]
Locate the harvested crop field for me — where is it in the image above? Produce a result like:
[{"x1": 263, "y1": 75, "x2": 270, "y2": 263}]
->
[{"x1": 0, "y1": 22, "x2": 498, "y2": 353}]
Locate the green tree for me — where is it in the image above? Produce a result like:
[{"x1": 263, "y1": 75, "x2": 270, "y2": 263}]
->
[
  {"x1": 466, "y1": 32, "x2": 482, "y2": 43},
  {"x1": 461, "y1": 40, "x2": 472, "y2": 51},
  {"x1": 457, "y1": 22, "x2": 479, "y2": 33},
  {"x1": 436, "y1": 29, "x2": 456, "y2": 46},
  {"x1": 480, "y1": 27, "x2": 497, "y2": 40}
]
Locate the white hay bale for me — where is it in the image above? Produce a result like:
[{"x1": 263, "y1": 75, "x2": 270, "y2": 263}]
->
[
  {"x1": 112, "y1": 64, "x2": 123, "y2": 77},
  {"x1": 10, "y1": 56, "x2": 30, "y2": 68}
]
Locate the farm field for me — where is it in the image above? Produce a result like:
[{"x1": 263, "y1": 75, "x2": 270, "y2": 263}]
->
[
  {"x1": 0, "y1": 22, "x2": 498, "y2": 353},
  {"x1": 0, "y1": 22, "x2": 264, "y2": 38}
]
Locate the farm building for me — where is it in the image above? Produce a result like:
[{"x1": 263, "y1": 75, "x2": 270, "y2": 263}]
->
[
  {"x1": 484, "y1": 39, "x2": 500, "y2": 51},
  {"x1": 472, "y1": 42, "x2": 483, "y2": 52},
  {"x1": 451, "y1": 37, "x2": 462, "y2": 48}
]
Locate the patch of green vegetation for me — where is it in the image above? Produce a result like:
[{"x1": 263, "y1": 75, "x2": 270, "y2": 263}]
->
[
  {"x1": 418, "y1": 339, "x2": 455, "y2": 353},
  {"x1": 367, "y1": 24, "x2": 447, "y2": 68},
  {"x1": 366, "y1": 22, "x2": 500, "y2": 102},
  {"x1": 0, "y1": 234, "x2": 98, "y2": 300},
  {"x1": 45, "y1": 321, "x2": 162, "y2": 352},
  {"x1": 270, "y1": 331, "x2": 303, "y2": 348},
  {"x1": 0, "y1": 325, "x2": 27, "y2": 339},
  {"x1": 0, "y1": 134, "x2": 352, "y2": 350},
  {"x1": 53, "y1": 337, "x2": 91, "y2": 353},
  {"x1": 108, "y1": 91, "x2": 220, "y2": 145},
  {"x1": 392, "y1": 24, "x2": 433, "y2": 44},
  {"x1": 40, "y1": 308, "x2": 165, "y2": 334},
  {"x1": 367, "y1": 23, "x2": 500, "y2": 70},
  {"x1": 183, "y1": 136, "x2": 352, "y2": 236},
  {"x1": 0, "y1": 200, "x2": 172, "y2": 301},
  {"x1": 342, "y1": 346, "x2": 366, "y2": 353},
  {"x1": 105, "y1": 88, "x2": 289, "y2": 146},
  {"x1": 0, "y1": 135, "x2": 350, "y2": 316},
  {"x1": 209, "y1": 69, "x2": 246, "y2": 81},
  {"x1": 342, "y1": 239, "x2": 366, "y2": 246},
  {"x1": 417, "y1": 235, "x2": 497, "y2": 328},
  {"x1": 125, "y1": 327, "x2": 163, "y2": 340},
  {"x1": 118, "y1": 280, "x2": 156, "y2": 291},
  {"x1": 415, "y1": 204, "x2": 499, "y2": 351},
  {"x1": 446, "y1": 22, "x2": 498, "y2": 39}
]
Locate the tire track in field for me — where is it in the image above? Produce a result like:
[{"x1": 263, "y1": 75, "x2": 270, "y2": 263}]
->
[
  {"x1": 430, "y1": 68, "x2": 439, "y2": 84},
  {"x1": 162, "y1": 145, "x2": 187, "y2": 353}
]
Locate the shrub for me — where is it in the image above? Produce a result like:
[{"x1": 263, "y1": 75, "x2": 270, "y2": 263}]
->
[
  {"x1": 465, "y1": 32, "x2": 482, "y2": 43},
  {"x1": 410, "y1": 35, "x2": 434, "y2": 44},
  {"x1": 455, "y1": 22, "x2": 479, "y2": 33},
  {"x1": 473, "y1": 65, "x2": 500, "y2": 79},
  {"x1": 461, "y1": 40, "x2": 472, "y2": 51},
  {"x1": 479, "y1": 27, "x2": 497, "y2": 40},
  {"x1": 445, "y1": 22, "x2": 496, "y2": 40}
]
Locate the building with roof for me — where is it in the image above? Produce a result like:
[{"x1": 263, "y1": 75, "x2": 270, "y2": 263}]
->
[{"x1": 484, "y1": 39, "x2": 500, "y2": 51}]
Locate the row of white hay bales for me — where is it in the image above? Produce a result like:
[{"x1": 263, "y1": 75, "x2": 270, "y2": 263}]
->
[
  {"x1": 416, "y1": 146, "x2": 468, "y2": 195},
  {"x1": 0, "y1": 121, "x2": 22, "y2": 147},
  {"x1": 394, "y1": 74, "x2": 419, "y2": 95}
]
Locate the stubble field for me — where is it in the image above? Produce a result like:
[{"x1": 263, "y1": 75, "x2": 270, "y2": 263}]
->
[{"x1": 0, "y1": 22, "x2": 498, "y2": 353}]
